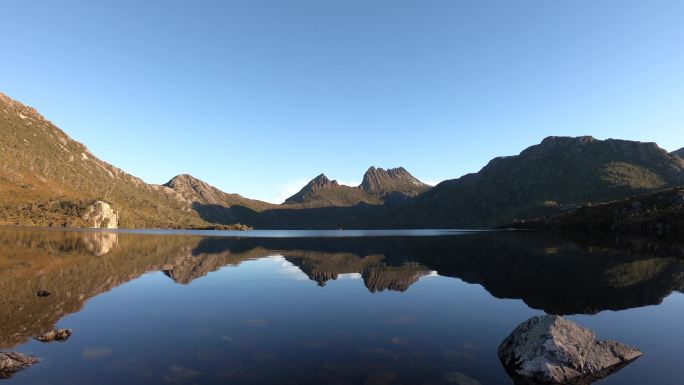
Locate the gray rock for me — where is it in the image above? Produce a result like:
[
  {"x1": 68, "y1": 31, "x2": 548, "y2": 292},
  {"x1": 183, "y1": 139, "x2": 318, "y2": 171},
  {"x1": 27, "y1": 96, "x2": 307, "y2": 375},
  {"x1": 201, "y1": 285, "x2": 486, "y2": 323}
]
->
[
  {"x1": 36, "y1": 328, "x2": 72, "y2": 343},
  {"x1": 498, "y1": 315, "x2": 642, "y2": 384},
  {"x1": 0, "y1": 352, "x2": 39, "y2": 378}
]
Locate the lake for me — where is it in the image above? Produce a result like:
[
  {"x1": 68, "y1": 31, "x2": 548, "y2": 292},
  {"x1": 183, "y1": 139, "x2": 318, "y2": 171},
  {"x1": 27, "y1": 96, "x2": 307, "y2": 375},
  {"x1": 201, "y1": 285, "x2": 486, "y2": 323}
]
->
[{"x1": 1, "y1": 227, "x2": 683, "y2": 385}]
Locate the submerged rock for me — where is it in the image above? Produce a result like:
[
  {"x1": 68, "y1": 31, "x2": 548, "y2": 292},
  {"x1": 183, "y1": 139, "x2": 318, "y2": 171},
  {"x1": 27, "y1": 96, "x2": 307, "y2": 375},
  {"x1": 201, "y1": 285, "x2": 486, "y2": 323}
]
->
[
  {"x1": 0, "y1": 352, "x2": 39, "y2": 378},
  {"x1": 35, "y1": 328, "x2": 72, "y2": 343},
  {"x1": 498, "y1": 315, "x2": 642, "y2": 384}
]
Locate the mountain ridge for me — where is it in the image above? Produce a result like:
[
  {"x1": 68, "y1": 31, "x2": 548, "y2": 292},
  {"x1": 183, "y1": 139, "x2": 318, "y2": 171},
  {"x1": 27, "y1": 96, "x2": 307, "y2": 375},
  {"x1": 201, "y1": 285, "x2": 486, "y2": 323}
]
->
[
  {"x1": 283, "y1": 167, "x2": 429, "y2": 208},
  {"x1": 389, "y1": 135, "x2": 684, "y2": 228},
  {"x1": 2, "y1": 91, "x2": 683, "y2": 231}
]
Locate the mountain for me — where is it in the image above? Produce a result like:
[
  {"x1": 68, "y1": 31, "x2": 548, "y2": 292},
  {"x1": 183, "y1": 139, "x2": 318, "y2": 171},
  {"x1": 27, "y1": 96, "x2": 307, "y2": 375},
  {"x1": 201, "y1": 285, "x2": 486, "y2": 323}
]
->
[
  {"x1": 163, "y1": 174, "x2": 275, "y2": 224},
  {"x1": 673, "y1": 148, "x2": 684, "y2": 159},
  {"x1": 0, "y1": 92, "x2": 210, "y2": 228},
  {"x1": 360, "y1": 166, "x2": 430, "y2": 196},
  {"x1": 3, "y1": 91, "x2": 684, "y2": 231},
  {"x1": 360, "y1": 167, "x2": 430, "y2": 196},
  {"x1": 283, "y1": 174, "x2": 379, "y2": 207},
  {"x1": 283, "y1": 167, "x2": 429, "y2": 208},
  {"x1": 393, "y1": 136, "x2": 684, "y2": 228}
]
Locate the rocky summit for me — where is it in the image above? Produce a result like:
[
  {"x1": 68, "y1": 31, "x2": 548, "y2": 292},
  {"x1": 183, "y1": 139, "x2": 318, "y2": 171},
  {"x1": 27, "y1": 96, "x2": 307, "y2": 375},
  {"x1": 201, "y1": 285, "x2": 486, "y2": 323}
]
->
[
  {"x1": 360, "y1": 166, "x2": 430, "y2": 197},
  {"x1": 283, "y1": 168, "x2": 429, "y2": 208},
  {"x1": 498, "y1": 315, "x2": 642, "y2": 384},
  {"x1": 284, "y1": 174, "x2": 379, "y2": 207}
]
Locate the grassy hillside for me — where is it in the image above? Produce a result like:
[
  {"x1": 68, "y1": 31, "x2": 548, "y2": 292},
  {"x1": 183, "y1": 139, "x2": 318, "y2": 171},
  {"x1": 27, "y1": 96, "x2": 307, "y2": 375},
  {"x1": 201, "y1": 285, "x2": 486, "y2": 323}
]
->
[{"x1": 0, "y1": 92, "x2": 209, "y2": 228}]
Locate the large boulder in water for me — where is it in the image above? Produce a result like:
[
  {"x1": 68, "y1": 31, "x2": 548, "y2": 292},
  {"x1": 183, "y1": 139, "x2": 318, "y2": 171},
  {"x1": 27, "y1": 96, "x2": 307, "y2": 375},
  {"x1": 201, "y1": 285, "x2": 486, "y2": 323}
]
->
[{"x1": 498, "y1": 315, "x2": 642, "y2": 384}]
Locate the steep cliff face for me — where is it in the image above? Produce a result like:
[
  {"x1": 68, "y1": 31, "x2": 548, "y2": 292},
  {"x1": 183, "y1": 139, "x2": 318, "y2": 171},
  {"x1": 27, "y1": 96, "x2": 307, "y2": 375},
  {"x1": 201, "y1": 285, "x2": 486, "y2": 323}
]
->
[{"x1": 360, "y1": 166, "x2": 430, "y2": 197}]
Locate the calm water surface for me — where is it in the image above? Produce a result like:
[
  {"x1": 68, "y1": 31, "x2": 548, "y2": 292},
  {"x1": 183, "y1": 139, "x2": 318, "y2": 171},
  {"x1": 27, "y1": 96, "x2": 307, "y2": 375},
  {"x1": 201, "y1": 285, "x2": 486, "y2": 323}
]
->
[{"x1": 1, "y1": 227, "x2": 683, "y2": 384}]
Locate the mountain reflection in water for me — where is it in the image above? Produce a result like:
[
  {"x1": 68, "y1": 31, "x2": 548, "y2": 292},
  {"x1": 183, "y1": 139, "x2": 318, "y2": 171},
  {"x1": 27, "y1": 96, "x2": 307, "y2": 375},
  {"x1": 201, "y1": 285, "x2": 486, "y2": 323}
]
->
[{"x1": 1, "y1": 228, "x2": 683, "y2": 353}]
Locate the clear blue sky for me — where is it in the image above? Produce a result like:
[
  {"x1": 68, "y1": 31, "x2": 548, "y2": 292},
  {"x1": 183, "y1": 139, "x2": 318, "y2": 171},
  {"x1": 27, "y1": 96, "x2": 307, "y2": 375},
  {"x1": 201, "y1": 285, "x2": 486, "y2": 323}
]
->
[{"x1": 2, "y1": 1, "x2": 683, "y2": 203}]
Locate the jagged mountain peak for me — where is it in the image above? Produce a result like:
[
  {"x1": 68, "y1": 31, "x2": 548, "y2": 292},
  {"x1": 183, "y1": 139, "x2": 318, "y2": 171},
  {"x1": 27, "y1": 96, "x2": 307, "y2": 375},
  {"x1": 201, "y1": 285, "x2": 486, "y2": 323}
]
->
[
  {"x1": 283, "y1": 174, "x2": 350, "y2": 205},
  {"x1": 308, "y1": 173, "x2": 339, "y2": 189},
  {"x1": 283, "y1": 167, "x2": 431, "y2": 207},
  {"x1": 361, "y1": 166, "x2": 429, "y2": 196}
]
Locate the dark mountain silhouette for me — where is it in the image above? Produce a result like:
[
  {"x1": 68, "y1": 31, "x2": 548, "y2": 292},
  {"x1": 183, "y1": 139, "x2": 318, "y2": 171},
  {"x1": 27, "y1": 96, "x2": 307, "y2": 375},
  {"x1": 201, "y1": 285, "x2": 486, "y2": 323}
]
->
[
  {"x1": 506, "y1": 187, "x2": 684, "y2": 236},
  {"x1": 673, "y1": 147, "x2": 684, "y2": 159},
  {"x1": 391, "y1": 136, "x2": 684, "y2": 228}
]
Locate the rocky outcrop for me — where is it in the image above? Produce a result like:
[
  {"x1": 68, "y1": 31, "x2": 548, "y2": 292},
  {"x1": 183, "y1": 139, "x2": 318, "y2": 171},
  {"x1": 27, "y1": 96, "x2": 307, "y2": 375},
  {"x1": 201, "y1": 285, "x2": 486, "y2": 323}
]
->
[
  {"x1": 498, "y1": 315, "x2": 642, "y2": 384},
  {"x1": 0, "y1": 352, "x2": 39, "y2": 379},
  {"x1": 35, "y1": 328, "x2": 72, "y2": 343},
  {"x1": 81, "y1": 201, "x2": 118, "y2": 229},
  {"x1": 672, "y1": 147, "x2": 684, "y2": 159}
]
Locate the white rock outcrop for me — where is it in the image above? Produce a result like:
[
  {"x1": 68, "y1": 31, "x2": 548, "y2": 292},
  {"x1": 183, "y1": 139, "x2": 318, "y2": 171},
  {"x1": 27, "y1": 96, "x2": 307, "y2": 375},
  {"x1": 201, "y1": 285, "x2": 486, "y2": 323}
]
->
[
  {"x1": 82, "y1": 201, "x2": 119, "y2": 229},
  {"x1": 498, "y1": 315, "x2": 642, "y2": 384}
]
